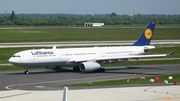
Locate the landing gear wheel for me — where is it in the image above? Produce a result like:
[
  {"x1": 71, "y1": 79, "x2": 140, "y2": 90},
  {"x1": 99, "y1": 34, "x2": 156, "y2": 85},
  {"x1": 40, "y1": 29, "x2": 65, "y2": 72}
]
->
[
  {"x1": 24, "y1": 71, "x2": 29, "y2": 75},
  {"x1": 73, "y1": 67, "x2": 80, "y2": 72},
  {"x1": 98, "y1": 68, "x2": 105, "y2": 72},
  {"x1": 23, "y1": 67, "x2": 29, "y2": 75},
  {"x1": 52, "y1": 66, "x2": 62, "y2": 72}
]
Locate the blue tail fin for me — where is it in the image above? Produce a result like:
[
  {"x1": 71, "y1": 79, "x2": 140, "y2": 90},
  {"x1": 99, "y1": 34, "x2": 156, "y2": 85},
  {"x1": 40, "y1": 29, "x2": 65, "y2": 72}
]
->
[{"x1": 132, "y1": 22, "x2": 156, "y2": 46}]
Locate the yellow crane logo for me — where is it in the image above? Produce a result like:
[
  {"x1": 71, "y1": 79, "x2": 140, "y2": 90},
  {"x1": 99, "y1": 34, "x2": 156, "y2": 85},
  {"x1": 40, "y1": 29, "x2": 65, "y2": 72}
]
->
[{"x1": 144, "y1": 28, "x2": 152, "y2": 39}]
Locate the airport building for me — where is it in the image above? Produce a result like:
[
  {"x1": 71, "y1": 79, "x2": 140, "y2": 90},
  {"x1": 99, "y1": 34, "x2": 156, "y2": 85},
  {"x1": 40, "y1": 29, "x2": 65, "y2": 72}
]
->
[{"x1": 84, "y1": 23, "x2": 104, "y2": 27}]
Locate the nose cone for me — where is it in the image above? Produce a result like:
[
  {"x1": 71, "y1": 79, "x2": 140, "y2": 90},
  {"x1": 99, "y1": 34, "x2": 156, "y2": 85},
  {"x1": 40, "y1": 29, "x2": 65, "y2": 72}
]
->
[
  {"x1": 8, "y1": 57, "x2": 14, "y2": 64},
  {"x1": 9, "y1": 57, "x2": 21, "y2": 66},
  {"x1": 9, "y1": 57, "x2": 19, "y2": 64}
]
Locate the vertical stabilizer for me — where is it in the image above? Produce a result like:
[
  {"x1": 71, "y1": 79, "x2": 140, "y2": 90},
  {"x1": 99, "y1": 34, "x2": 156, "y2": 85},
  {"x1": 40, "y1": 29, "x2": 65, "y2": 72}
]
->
[{"x1": 132, "y1": 22, "x2": 156, "y2": 46}]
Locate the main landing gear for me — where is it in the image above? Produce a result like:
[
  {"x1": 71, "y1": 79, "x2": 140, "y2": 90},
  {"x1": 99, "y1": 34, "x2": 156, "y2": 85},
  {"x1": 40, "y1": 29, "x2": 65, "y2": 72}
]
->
[
  {"x1": 73, "y1": 66, "x2": 80, "y2": 72},
  {"x1": 23, "y1": 67, "x2": 29, "y2": 75}
]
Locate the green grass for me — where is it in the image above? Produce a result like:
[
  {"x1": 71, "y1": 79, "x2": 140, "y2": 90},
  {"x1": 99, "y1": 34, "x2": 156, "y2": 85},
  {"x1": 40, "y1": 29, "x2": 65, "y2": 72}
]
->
[
  {"x1": 0, "y1": 66, "x2": 21, "y2": 71},
  {"x1": 0, "y1": 27, "x2": 180, "y2": 43},
  {"x1": 0, "y1": 65, "x2": 43, "y2": 71},
  {"x1": 65, "y1": 74, "x2": 180, "y2": 87}
]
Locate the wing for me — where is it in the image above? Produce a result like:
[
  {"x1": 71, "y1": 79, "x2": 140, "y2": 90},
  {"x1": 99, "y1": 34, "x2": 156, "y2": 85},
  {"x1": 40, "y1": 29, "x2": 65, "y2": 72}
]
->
[
  {"x1": 96, "y1": 54, "x2": 167, "y2": 61},
  {"x1": 68, "y1": 50, "x2": 176, "y2": 63},
  {"x1": 68, "y1": 57, "x2": 96, "y2": 62}
]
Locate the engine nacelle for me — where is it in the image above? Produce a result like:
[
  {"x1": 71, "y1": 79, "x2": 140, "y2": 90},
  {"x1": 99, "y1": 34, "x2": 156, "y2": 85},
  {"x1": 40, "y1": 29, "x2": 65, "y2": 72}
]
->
[
  {"x1": 79, "y1": 61, "x2": 101, "y2": 72},
  {"x1": 144, "y1": 46, "x2": 155, "y2": 53}
]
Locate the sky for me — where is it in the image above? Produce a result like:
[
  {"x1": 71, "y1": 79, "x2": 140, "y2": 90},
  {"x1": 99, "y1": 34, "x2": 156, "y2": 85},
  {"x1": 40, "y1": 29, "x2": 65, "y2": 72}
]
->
[{"x1": 0, "y1": 0, "x2": 180, "y2": 15}]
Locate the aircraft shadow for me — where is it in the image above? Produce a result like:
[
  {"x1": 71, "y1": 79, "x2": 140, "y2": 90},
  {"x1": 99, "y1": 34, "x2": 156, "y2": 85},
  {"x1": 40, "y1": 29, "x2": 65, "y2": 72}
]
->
[
  {"x1": 104, "y1": 66, "x2": 164, "y2": 75},
  {"x1": 106, "y1": 66, "x2": 165, "y2": 70}
]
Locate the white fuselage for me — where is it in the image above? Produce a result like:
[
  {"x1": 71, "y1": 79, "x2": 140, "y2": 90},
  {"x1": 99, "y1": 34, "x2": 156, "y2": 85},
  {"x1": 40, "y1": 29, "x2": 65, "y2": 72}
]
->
[{"x1": 9, "y1": 46, "x2": 148, "y2": 67}]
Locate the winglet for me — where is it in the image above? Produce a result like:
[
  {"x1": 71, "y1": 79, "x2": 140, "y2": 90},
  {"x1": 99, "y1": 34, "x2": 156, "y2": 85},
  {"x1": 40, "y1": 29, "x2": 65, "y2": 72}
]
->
[
  {"x1": 132, "y1": 22, "x2": 156, "y2": 46},
  {"x1": 167, "y1": 50, "x2": 177, "y2": 56}
]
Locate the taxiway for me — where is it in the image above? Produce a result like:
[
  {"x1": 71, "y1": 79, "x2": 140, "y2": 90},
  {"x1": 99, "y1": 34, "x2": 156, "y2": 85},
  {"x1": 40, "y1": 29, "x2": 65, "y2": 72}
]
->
[
  {"x1": 1, "y1": 64, "x2": 180, "y2": 101},
  {"x1": 0, "y1": 64, "x2": 180, "y2": 91}
]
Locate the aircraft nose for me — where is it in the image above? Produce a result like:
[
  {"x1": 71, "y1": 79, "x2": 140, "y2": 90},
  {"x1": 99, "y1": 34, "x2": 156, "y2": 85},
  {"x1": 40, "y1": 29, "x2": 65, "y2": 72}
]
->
[
  {"x1": 8, "y1": 57, "x2": 14, "y2": 63},
  {"x1": 8, "y1": 57, "x2": 18, "y2": 64}
]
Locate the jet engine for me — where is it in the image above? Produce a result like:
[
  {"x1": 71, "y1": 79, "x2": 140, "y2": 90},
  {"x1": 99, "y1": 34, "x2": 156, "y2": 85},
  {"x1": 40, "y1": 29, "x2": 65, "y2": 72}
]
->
[{"x1": 79, "y1": 61, "x2": 101, "y2": 72}]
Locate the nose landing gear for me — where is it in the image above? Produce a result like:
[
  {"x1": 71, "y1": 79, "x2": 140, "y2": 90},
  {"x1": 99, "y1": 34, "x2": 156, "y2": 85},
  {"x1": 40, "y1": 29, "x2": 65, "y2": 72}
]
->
[{"x1": 23, "y1": 67, "x2": 29, "y2": 75}]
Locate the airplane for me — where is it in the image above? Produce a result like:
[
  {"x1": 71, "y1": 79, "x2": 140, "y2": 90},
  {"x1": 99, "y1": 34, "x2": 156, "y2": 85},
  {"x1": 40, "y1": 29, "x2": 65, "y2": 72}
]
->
[{"x1": 8, "y1": 22, "x2": 176, "y2": 74}]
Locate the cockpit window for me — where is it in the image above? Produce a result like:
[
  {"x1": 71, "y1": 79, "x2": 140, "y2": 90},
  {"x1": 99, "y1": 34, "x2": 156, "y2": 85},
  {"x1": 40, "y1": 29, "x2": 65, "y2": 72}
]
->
[{"x1": 12, "y1": 55, "x2": 21, "y2": 57}]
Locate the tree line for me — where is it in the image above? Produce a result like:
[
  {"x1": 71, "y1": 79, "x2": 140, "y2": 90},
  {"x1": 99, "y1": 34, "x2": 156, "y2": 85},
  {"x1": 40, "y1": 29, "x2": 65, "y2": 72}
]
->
[{"x1": 0, "y1": 11, "x2": 180, "y2": 26}]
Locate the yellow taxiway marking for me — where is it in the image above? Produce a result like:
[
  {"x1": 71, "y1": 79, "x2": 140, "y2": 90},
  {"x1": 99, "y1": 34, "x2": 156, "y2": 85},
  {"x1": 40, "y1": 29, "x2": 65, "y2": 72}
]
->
[
  {"x1": 157, "y1": 96, "x2": 180, "y2": 100},
  {"x1": 165, "y1": 97, "x2": 172, "y2": 100}
]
